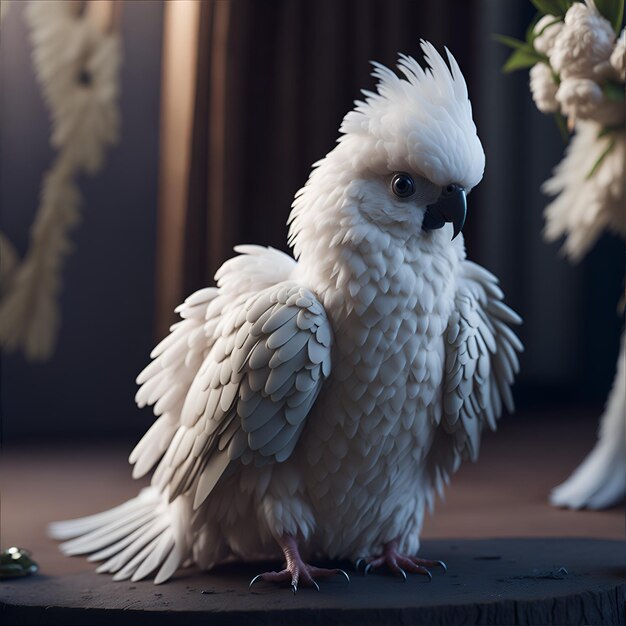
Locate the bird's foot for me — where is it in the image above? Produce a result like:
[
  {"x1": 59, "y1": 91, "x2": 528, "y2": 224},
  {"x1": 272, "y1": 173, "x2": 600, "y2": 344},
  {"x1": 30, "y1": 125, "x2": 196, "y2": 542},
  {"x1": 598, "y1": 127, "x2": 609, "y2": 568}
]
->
[
  {"x1": 355, "y1": 540, "x2": 447, "y2": 581},
  {"x1": 249, "y1": 563, "x2": 349, "y2": 593},
  {"x1": 249, "y1": 535, "x2": 349, "y2": 593}
]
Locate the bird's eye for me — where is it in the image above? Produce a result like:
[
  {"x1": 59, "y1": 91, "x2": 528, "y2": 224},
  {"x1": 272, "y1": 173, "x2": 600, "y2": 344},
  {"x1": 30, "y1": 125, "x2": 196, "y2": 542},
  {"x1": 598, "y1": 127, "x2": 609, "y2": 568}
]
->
[{"x1": 390, "y1": 173, "x2": 415, "y2": 199}]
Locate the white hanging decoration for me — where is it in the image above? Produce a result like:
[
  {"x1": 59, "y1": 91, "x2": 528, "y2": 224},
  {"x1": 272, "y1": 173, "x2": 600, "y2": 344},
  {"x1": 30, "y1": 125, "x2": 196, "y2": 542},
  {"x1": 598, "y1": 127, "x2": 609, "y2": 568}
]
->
[
  {"x1": 538, "y1": 4, "x2": 625, "y2": 512},
  {"x1": 0, "y1": 1, "x2": 122, "y2": 360},
  {"x1": 502, "y1": 0, "x2": 625, "y2": 510},
  {"x1": 0, "y1": 233, "x2": 19, "y2": 295}
]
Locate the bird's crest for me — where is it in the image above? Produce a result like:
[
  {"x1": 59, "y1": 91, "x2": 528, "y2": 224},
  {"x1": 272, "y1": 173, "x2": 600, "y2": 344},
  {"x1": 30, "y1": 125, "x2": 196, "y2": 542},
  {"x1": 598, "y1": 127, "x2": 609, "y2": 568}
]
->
[{"x1": 340, "y1": 40, "x2": 485, "y2": 190}]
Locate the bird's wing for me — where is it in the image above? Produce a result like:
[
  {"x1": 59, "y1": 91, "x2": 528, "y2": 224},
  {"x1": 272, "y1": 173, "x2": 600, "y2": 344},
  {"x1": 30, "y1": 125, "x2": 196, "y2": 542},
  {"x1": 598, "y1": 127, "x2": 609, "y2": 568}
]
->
[
  {"x1": 130, "y1": 287, "x2": 218, "y2": 479},
  {"x1": 146, "y1": 281, "x2": 332, "y2": 510},
  {"x1": 427, "y1": 260, "x2": 523, "y2": 493},
  {"x1": 130, "y1": 245, "x2": 298, "y2": 480}
]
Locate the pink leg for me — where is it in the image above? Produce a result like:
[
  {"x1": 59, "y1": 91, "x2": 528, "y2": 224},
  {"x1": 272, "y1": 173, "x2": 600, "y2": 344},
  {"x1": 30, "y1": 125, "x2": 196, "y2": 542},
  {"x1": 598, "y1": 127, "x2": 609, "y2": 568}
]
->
[
  {"x1": 249, "y1": 535, "x2": 350, "y2": 593},
  {"x1": 356, "y1": 539, "x2": 447, "y2": 581}
]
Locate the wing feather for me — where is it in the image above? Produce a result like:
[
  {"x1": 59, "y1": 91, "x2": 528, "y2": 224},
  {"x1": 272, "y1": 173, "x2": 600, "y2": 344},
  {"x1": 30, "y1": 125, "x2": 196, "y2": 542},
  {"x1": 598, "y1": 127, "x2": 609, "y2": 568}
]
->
[
  {"x1": 130, "y1": 246, "x2": 299, "y2": 483},
  {"x1": 193, "y1": 453, "x2": 232, "y2": 510},
  {"x1": 125, "y1": 245, "x2": 329, "y2": 579},
  {"x1": 147, "y1": 281, "x2": 332, "y2": 510},
  {"x1": 433, "y1": 261, "x2": 523, "y2": 479}
]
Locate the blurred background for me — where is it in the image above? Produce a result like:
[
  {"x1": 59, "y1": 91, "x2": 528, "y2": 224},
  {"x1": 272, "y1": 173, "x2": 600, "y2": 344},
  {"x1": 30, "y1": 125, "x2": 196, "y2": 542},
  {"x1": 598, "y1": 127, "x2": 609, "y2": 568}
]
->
[{"x1": 1, "y1": 0, "x2": 623, "y2": 444}]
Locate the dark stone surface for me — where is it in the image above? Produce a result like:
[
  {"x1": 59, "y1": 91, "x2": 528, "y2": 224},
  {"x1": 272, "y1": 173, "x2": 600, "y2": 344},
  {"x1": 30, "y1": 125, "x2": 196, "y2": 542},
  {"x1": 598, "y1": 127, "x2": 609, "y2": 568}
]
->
[{"x1": 1, "y1": 538, "x2": 623, "y2": 626}]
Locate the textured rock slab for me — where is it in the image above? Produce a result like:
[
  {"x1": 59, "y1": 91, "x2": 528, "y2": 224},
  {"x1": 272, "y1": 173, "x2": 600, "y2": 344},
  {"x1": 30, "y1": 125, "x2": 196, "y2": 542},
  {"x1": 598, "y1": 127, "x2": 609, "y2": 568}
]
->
[{"x1": 1, "y1": 538, "x2": 623, "y2": 626}]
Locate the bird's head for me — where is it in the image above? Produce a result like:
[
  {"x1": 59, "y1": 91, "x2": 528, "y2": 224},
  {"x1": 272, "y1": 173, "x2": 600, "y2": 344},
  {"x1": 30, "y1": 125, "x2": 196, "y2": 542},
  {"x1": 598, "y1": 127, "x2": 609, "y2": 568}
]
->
[{"x1": 289, "y1": 41, "x2": 485, "y2": 260}]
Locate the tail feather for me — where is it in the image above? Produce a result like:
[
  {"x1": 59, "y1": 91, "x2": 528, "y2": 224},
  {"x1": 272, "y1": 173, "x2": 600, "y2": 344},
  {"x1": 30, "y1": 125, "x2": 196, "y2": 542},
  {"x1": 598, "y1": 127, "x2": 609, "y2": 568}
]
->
[
  {"x1": 48, "y1": 496, "x2": 144, "y2": 541},
  {"x1": 132, "y1": 532, "x2": 175, "y2": 582},
  {"x1": 96, "y1": 518, "x2": 168, "y2": 575},
  {"x1": 48, "y1": 487, "x2": 189, "y2": 584},
  {"x1": 154, "y1": 538, "x2": 185, "y2": 585},
  {"x1": 112, "y1": 533, "x2": 170, "y2": 581},
  {"x1": 87, "y1": 517, "x2": 167, "y2": 562},
  {"x1": 60, "y1": 507, "x2": 156, "y2": 556}
]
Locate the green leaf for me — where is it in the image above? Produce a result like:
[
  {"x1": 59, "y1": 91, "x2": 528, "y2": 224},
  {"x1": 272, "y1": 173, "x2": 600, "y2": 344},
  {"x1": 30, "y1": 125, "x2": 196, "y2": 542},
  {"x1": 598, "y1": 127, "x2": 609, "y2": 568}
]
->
[
  {"x1": 598, "y1": 124, "x2": 625, "y2": 137},
  {"x1": 494, "y1": 33, "x2": 548, "y2": 73},
  {"x1": 530, "y1": 0, "x2": 575, "y2": 17},
  {"x1": 525, "y1": 11, "x2": 544, "y2": 45},
  {"x1": 603, "y1": 80, "x2": 625, "y2": 102},
  {"x1": 493, "y1": 34, "x2": 533, "y2": 51},
  {"x1": 502, "y1": 49, "x2": 546, "y2": 72},
  {"x1": 553, "y1": 113, "x2": 570, "y2": 143},
  {"x1": 586, "y1": 136, "x2": 616, "y2": 179},
  {"x1": 593, "y1": 0, "x2": 624, "y2": 34},
  {"x1": 559, "y1": 0, "x2": 578, "y2": 13}
]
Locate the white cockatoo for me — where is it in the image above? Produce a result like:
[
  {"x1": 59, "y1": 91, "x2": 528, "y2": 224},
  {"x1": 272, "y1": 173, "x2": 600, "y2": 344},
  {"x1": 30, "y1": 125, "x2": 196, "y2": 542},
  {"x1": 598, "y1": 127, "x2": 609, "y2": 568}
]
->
[{"x1": 50, "y1": 41, "x2": 522, "y2": 590}]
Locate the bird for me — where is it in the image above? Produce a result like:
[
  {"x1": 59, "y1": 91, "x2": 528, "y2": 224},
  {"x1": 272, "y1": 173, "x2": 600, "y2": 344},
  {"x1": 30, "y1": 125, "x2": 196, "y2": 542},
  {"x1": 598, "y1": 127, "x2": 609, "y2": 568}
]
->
[{"x1": 49, "y1": 41, "x2": 523, "y2": 591}]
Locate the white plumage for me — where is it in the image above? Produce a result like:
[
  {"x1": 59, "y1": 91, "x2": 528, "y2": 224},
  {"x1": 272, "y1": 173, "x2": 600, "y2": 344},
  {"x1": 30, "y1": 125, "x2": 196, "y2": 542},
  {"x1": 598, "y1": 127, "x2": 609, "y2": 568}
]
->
[{"x1": 50, "y1": 42, "x2": 522, "y2": 588}]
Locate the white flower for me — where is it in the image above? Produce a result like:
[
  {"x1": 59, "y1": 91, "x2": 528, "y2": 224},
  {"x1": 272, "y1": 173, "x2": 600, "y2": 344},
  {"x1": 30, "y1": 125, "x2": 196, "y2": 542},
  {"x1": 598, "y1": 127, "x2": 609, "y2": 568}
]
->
[
  {"x1": 556, "y1": 77, "x2": 603, "y2": 119},
  {"x1": 609, "y1": 28, "x2": 625, "y2": 81},
  {"x1": 550, "y1": 2, "x2": 615, "y2": 80},
  {"x1": 556, "y1": 77, "x2": 625, "y2": 126},
  {"x1": 530, "y1": 62, "x2": 559, "y2": 112},
  {"x1": 533, "y1": 14, "x2": 563, "y2": 56}
]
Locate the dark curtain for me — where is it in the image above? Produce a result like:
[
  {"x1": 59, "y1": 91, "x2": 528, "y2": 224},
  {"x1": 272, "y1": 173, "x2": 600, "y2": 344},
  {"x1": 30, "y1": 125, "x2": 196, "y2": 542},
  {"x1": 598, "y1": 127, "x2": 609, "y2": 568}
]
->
[
  {"x1": 156, "y1": 0, "x2": 624, "y2": 406},
  {"x1": 157, "y1": 0, "x2": 479, "y2": 327}
]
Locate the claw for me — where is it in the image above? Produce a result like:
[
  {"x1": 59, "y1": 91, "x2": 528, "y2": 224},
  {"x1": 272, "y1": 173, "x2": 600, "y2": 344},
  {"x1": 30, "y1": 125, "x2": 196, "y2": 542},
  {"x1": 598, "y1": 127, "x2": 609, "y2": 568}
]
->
[
  {"x1": 359, "y1": 541, "x2": 445, "y2": 582},
  {"x1": 337, "y1": 569, "x2": 350, "y2": 583},
  {"x1": 254, "y1": 536, "x2": 347, "y2": 593},
  {"x1": 414, "y1": 557, "x2": 447, "y2": 574},
  {"x1": 249, "y1": 573, "x2": 264, "y2": 590},
  {"x1": 354, "y1": 558, "x2": 366, "y2": 572}
]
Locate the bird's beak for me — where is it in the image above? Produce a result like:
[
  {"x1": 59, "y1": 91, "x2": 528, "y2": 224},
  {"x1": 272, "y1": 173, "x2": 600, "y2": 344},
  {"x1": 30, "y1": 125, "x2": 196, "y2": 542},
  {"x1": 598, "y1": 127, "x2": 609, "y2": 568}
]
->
[{"x1": 422, "y1": 184, "x2": 467, "y2": 239}]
